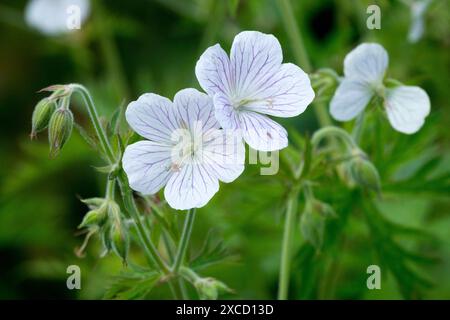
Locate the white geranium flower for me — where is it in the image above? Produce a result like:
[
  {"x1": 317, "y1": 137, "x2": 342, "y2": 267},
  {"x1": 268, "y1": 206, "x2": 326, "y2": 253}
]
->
[
  {"x1": 330, "y1": 43, "x2": 430, "y2": 134},
  {"x1": 122, "y1": 88, "x2": 245, "y2": 210},
  {"x1": 406, "y1": 0, "x2": 432, "y2": 43},
  {"x1": 25, "y1": 0, "x2": 90, "y2": 36},
  {"x1": 195, "y1": 31, "x2": 315, "y2": 152}
]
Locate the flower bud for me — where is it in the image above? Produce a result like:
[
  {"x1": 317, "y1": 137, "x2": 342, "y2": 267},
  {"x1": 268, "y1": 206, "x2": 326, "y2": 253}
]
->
[
  {"x1": 100, "y1": 224, "x2": 113, "y2": 257},
  {"x1": 78, "y1": 204, "x2": 108, "y2": 229},
  {"x1": 300, "y1": 199, "x2": 336, "y2": 250},
  {"x1": 110, "y1": 220, "x2": 130, "y2": 266},
  {"x1": 31, "y1": 98, "x2": 56, "y2": 138},
  {"x1": 48, "y1": 107, "x2": 74, "y2": 157},
  {"x1": 194, "y1": 277, "x2": 231, "y2": 300},
  {"x1": 348, "y1": 156, "x2": 381, "y2": 192}
]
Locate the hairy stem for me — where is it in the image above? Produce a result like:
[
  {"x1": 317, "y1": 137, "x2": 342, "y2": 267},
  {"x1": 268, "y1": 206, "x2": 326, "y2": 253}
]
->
[
  {"x1": 173, "y1": 208, "x2": 197, "y2": 274},
  {"x1": 312, "y1": 126, "x2": 357, "y2": 151},
  {"x1": 278, "y1": 185, "x2": 300, "y2": 300}
]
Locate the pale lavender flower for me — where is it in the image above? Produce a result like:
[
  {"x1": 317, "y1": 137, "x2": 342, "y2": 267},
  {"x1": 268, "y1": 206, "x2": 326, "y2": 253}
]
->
[
  {"x1": 195, "y1": 31, "x2": 315, "y2": 152},
  {"x1": 122, "y1": 88, "x2": 245, "y2": 210},
  {"x1": 330, "y1": 43, "x2": 430, "y2": 134}
]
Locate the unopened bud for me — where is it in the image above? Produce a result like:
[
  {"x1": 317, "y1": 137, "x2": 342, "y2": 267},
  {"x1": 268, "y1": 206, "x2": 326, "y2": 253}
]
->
[
  {"x1": 100, "y1": 224, "x2": 113, "y2": 257},
  {"x1": 194, "y1": 277, "x2": 231, "y2": 300},
  {"x1": 348, "y1": 155, "x2": 381, "y2": 192},
  {"x1": 300, "y1": 199, "x2": 336, "y2": 250},
  {"x1": 78, "y1": 205, "x2": 108, "y2": 228},
  {"x1": 31, "y1": 98, "x2": 56, "y2": 138},
  {"x1": 48, "y1": 107, "x2": 73, "y2": 157},
  {"x1": 110, "y1": 220, "x2": 129, "y2": 266}
]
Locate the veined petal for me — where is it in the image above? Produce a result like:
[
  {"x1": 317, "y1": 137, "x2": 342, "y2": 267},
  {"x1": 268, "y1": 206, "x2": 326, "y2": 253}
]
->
[
  {"x1": 241, "y1": 63, "x2": 315, "y2": 117},
  {"x1": 344, "y1": 43, "x2": 388, "y2": 84},
  {"x1": 330, "y1": 78, "x2": 373, "y2": 121},
  {"x1": 122, "y1": 141, "x2": 173, "y2": 195},
  {"x1": 195, "y1": 44, "x2": 233, "y2": 96},
  {"x1": 201, "y1": 130, "x2": 245, "y2": 183},
  {"x1": 125, "y1": 93, "x2": 177, "y2": 144},
  {"x1": 230, "y1": 31, "x2": 282, "y2": 98},
  {"x1": 164, "y1": 163, "x2": 219, "y2": 210},
  {"x1": 173, "y1": 88, "x2": 219, "y2": 132},
  {"x1": 238, "y1": 111, "x2": 288, "y2": 151},
  {"x1": 385, "y1": 85, "x2": 430, "y2": 134},
  {"x1": 213, "y1": 92, "x2": 241, "y2": 130}
]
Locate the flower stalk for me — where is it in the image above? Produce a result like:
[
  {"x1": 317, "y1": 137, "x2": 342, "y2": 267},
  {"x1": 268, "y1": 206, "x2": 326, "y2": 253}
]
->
[
  {"x1": 278, "y1": 184, "x2": 300, "y2": 300},
  {"x1": 173, "y1": 208, "x2": 197, "y2": 274}
]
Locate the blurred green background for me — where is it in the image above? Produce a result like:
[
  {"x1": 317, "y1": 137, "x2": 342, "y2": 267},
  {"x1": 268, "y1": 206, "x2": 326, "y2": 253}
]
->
[{"x1": 0, "y1": 0, "x2": 449, "y2": 299}]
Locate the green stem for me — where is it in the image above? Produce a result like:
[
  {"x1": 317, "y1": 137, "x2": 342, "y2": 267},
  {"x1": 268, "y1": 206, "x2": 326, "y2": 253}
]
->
[
  {"x1": 105, "y1": 177, "x2": 115, "y2": 200},
  {"x1": 278, "y1": 186, "x2": 300, "y2": 300},
  {"x1": 95, "y1": 0, "x2": 130, "y2": 101},
  {"x1": 311, "y1": 126, "x2": 357, "y2": 151},
  {"x1": 276, "y1": 0, "x2": 311, "y2": 72},
  {"x1": 352, "y1": 113, "x2": 365, "y2": 144},
  {"x1": 172, "y1": 208, "x2": 197, "y2": 273},
  {"x1": 167, "y1": 281, "x2": 183, "y2": 300},
  {"x1": 71, "y1": 84, "x2": 116, "y2": 163},
  {"x1": 117, "y1": 173, "x2": 170, "y2": 274},
  {"x1": 276, "y1": 0, "x2": 332, "y2": 127}
]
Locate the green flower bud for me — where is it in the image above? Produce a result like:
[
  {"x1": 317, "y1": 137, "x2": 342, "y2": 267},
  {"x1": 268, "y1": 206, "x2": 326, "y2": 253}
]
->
[
  {"x1": 348, "y1": 156, "x2": 381, "y2": 192},
  {"x1": 78, "y1": 204, "x2": 108, "y2": 229},
  {"x1": 100, "y1": 224, "x2": 113, "y2": 257},
  {"x1": 300, "y1": 199, "x2": 336, "y2": 250},
  {"x1": 194, "y1": 277, "x2": 231, "y2": 300},
  {"x1": 110, "y1": 220, "x2": 130, "y2": 266},
  {"x1": 31, "y1": 98, "x2": 56, "y2": 138},
  {"x1": 48, "y1": 107, "x2": 74, "y2": 157}
]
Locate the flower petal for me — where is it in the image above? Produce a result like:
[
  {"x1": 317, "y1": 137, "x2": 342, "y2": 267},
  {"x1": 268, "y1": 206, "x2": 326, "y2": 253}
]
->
[
  {"x1": 230, "y1": 31, "x2": 282, "y2": 98},
  {"x1": 241, "y1": 63, "x2": 315, "y2": 117},
  {"x1": 195, "y1": 44, "x2": 233, "y2": 96},
  {"x1": 238, "y1": 111, "x2": 288, "y2": 151},
  {"x1": 213, "y1": 92, "x2": 241, "y2": 130},
  {"x1": 173, "y1": 88, "x2": 219, "y2": 132},
  {"x1": 125, "y1": 93, "x2": 177, "y2": 144},
  {"x1": 385, "y1": 85, "x2": 430, "y2": 134},
  {"x1": 202, "y1": 130, "x2": 245, "y2": 183},
  {"x1": 330, "y1": 78, "x2": 373, "y2": 121},
  {"x1": 344, "y1": 43, "x2": 388, "y2": 84},
  {"x1": 164, "y1": 164, "x2": 219, "y2": 210},
  {"x1": 122, "y1": 141, "x2": 173, "y2": 195}
]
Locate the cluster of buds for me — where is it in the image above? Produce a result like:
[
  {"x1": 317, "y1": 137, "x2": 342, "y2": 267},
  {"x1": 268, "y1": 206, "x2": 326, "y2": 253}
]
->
[
  {"x1": 30, "y1": 85, "x2": 74, "y2": 157},
  {"x1": 78, "y1": 197, "x2": 130, "y2": 265}
]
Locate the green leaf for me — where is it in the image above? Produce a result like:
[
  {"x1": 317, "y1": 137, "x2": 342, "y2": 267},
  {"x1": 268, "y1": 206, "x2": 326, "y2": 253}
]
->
[
  {"x1": 74, "y1": 123, "x2": 98, "y2": 151},
  {"x1": 104, "y1": 270, "x2": 161, "y2": 300},
  {"x1": 190, "y1": 230, "x2": 235, "y2": 271}
]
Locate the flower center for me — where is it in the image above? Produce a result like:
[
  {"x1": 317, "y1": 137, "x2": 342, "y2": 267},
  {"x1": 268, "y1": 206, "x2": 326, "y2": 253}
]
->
[{"x1": 169, "y1": 130, "x2": 202, "y2": 171}]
